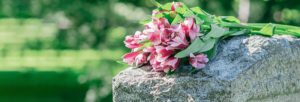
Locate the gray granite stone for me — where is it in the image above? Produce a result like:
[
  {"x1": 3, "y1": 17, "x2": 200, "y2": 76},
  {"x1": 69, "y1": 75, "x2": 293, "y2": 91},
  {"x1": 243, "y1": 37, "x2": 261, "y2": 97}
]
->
[{"x1": 113, "y1": 35, "x2": 300, "y2": 102}]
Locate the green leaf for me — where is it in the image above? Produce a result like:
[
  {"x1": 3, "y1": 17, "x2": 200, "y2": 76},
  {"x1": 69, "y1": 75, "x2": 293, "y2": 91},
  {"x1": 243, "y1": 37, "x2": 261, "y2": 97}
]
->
[
  {"x1": 183, "y1": 10, "x2": 194, "y2": 17},
  {"x1": 171, "y1": 14, "x2": 183, "y2": 25},
  {"x1": 155, "y1": 12, "x2": 163, "y2": 19},
  {"x1": 221, "y1": 30, "x2": 251, "y2": 40},
  {"x1": 198, "y1": 37, "x2": 216, "y2": 52},
  {"x1": 166, "y1": 67, "x2": 173, "y2": 76},
  {"x1": 177, "y1": 2, "x2": 189, "y2": 10},
  {"x1": 154, "y1": 12, "x2": 173, "y2": 23},
  {"x1": 221, "y1": 16, "x2": 240, "y2": 24},
  {"x1": 197, "y1": 14, "x2": 213, "y2": 25},
  {"x1": 276, "y1": 30, "x2": 300, "y2": 37},
  {"x1": 174, "y1": 3, "x2": 192, "y2": 16},
  {"x1": 175, "y1": 37, "x2": 203, "y2": 58},
  {"x1": 151, "y1": 0, "x2": 162, "y2": 7},
  {"x1": 288, "y1": 29, "x2": 300, "y2": 34},
  {"x1": 258, "y1": 23, "x2": 275, "y2": 36},
  {"x1": 203, "y1": 46, "x2": 216, "y2": 59},
  {"x1": 190, "y1": 7, "x2": 206, "y2": 15},
  {"x1": 175, "y1": 7, "x2": 186, "y2": 14},
  {"x1": 287, "y1": 29, "x2": 300, "y2": 37},
  {"x1": 175, "y1": 37, "x2": 216, "y2": 58},
  {"x1": 206, "y1": 24, "x2": 226, "y2": 38},
  {"x1": 195, "y1": 16, "x2": 203, "y2": 25},
  {"x1": 220, "y1": 22, "x2": 246, "y2": 28},
  {"x1": 153, "y1": 8, "x2": 161, "y2": 12},
  {"x1": 163, "y1": 13, "x2": 173, "y2": 24},
  {"x1": 116, "y1": 59, "x2": 127, "y2": 64},
  {"x1": 161, "y1": 3, "x2": 173, "y2": 10},
  {"x1": 229, "y1": 30, "x2": 251, "y2": 36},
  {"x1": 139, "y1": 19, "x2": 152, "y2": 24}
]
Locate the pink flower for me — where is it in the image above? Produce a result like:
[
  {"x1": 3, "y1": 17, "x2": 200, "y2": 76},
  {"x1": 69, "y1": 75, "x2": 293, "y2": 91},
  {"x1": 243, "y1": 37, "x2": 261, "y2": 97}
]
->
[
  {"x1": 134, "y1": 52, "x2": 148, "y2": 66},
  {"x1": 164, "y1": 24, "x2": 189, "y2": 50},
  {"x1": 189, "y1": 53, "x2": 209, "y2": 69},
  {"x1": 189, "y1": 24, "x2": 202, "y2": 41},
  {"x1": 181, "y1": 18, "x2": 203, "y2": 41},
  {"x1": 171, "y1": 2, "x2": 182, "y2": 11},
  {"x1": 149, "y1": 51, "x2": 157, "y2": 65},
  {"x1": 122, "y1": 3, "x2": 211, "y2": 74},
  {"x1": 160, "y1": 27, "x2": 173, "y2": 45},
  {"x1": 148, "y1": 31, "x2": 161, "y2": 45},
  {"x1": 151, "y1": 56, "x2": 180, "y2": 73},
  {"x1": 148, "y1": 52, "x2": 162, "y2": 72},
  {"x1": 124, "y1": 31, "x2": 148, "y2": 49},
  {"x1": 155, "y1": 45, "x2": 174, "y2": 62},
  {"x1": 144, "y1": 22, "x2": 161, "y2": 45},
  {"x1": 124, "y1": 35, "x2": 142, "y2": 49},
  {"x1": 144, "y1": 18, "x2": 171, "y2": 45},
  {"x1": 148, "y1": 46, "x2": 177, "y2": 72},
  {"x1": 162, "y1": 57, "x2": 180, "y2": 73},
  {"x1": 183, "y1": 18, "x2": 194, "y2": 32},
  {"x1": 143, "y1": 47, "x2": 155, "y2": 52},
  {"x1": 123, "y1": 51, "x2": 140, "y2": 65},
  {"x1": 151, "y1": 60, "x2": 162, "y2": 72}
]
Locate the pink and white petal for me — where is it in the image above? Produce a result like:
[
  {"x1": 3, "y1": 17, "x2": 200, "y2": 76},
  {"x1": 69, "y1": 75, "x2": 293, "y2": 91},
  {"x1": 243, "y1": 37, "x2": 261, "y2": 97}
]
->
[
  {"x1": 143, "y1": 47, "x2": 156, "y2": 52},
  {"x1": 166, "y1": 57, "x2": 180, "y2": 68},
  {"x1": 163, "y1": 67, "x2": 169, "y2": 73},
  {"x1": 123, "y1": 51, "x2": 140, "y2": 65},
  {"x1": 176, "y1": 2, "x2": 182, "y2": 7},
  {"x1": 148, "y1": 32, "x2": 161, "y2": 45},
  {"x1": 195, "y1": 63, "x2": 205, "y2": 69},
  {"x1": 134, "y1": 52, "x2": 148, "y2": 66},
  {"x1": 190, "y1": 53, "x2": 195, "y2": 58},
  {"x1": 125, "y1": 44, "x2": 142, "y2": 49},
  {"x1": 189, "y1": 32, "x2": 197, "y2": 41},
  {"x1": 184, "y1": 18, "x2": 195, "y2": 29}
]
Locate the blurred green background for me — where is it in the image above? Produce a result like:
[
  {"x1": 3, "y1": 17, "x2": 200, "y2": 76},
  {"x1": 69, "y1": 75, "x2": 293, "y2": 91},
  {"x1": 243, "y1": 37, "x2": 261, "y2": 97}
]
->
[{"x1": 0, "y1": 0, "x2": 300, "y2": 102}]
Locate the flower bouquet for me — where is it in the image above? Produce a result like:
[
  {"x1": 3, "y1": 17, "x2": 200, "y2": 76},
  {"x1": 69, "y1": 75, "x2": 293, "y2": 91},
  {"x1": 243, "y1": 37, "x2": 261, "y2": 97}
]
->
[{"x1": 122, "y1": 1, "x2": 300, "y2": 75}]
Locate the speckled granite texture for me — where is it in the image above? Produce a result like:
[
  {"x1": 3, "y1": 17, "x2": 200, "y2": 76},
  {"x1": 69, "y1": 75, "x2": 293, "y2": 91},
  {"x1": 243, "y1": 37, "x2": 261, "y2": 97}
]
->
[{"x1": 113, "y1": 35, "x2": 300, "y2": 102}]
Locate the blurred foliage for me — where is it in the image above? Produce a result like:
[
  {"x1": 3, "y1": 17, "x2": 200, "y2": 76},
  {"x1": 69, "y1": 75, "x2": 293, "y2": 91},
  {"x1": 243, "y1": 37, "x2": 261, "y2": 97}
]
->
[{"x1": 0, "y1": 0, "x2": 300, "y2": 102}]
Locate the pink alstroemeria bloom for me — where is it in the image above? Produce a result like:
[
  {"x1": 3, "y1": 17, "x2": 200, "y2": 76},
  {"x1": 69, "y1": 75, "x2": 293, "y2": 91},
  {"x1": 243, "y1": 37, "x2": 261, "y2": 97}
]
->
[
  {"x1": 151, "y1": 60, "x2": 162, "y2": 72},
  {"x1": 123, "y1": 51, "x2": 140, "y2": 65},
  {"x1": 124, "y1": 31, "x2": 148, "y2": 49},
  {"x1": 155, "y1": 45, "x2": 174, "y2": 62},
  {"x1": 189, "y1": 53, "x2": 209, "y2": 69},
  {"x1": 143, "y1": 47, "x2": 155, "y2": 53},
  {"x1": 165, "y1": 25, "x2": 189, "y2": 50},
  {"x1": 124, "y1": 35, "x2": 142, "y2": 49},
  {"x1": 183, "y1": 18, "x2": 194, "y2": 31},
  {"x1": 134, "y1": 52, "x2": 148, "y2": 66},
  {"x1": 147, "y1": 31, "x2": 161, "y2": 45},
  {"x1": 144, "y1": 22, "x2": 160, "y2": 45},
  {"x1": 181, "y1": 18, "x2": 203, "y2": 41},
  {"x1": 144, "y1": 18, "x2": 171, "y2": 45},
  {"x1": 171, "y1": 2, "x2": 182, "y2": 11},
  {"x1": 150, "y1": 57, "x2": 180, "y2": 73},
  {"x1": 160, "y1": 25, "x2": 173, "y2": 45},
  {"x1": 148, "y1": 45, "x2": 174, "y2": 72},
  {"x1": 162, "y1": 57, "x2": 180, "y2": 73},
  {"x1": 148, "y1": 52, "x2": 163, "y2": 72},
  {"x1": 189, "y1": 24, "x2": 203, "y2": 41},
  {"x1": 149, "y1": 51, "x2": 157, "y2": 65}
]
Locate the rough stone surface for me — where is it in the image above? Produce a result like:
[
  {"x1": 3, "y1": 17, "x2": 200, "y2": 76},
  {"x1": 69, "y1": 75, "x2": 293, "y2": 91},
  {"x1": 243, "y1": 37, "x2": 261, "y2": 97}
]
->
[{"x1": 113, "y1": 35, "x2": 300, "y2": 102}]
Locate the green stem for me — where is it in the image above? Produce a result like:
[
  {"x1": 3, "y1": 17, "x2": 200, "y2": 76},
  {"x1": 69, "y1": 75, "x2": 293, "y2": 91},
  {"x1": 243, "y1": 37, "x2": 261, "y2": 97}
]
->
[
  {"x1": 221, "y1": 22, "x2": 300, "y2": 37},
  {"x1": 247, "y1": 23, "x2": 300, "y2": 30},
  {"x1": 247, "y1": 23, "x2": 300, "y2": 37}
]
